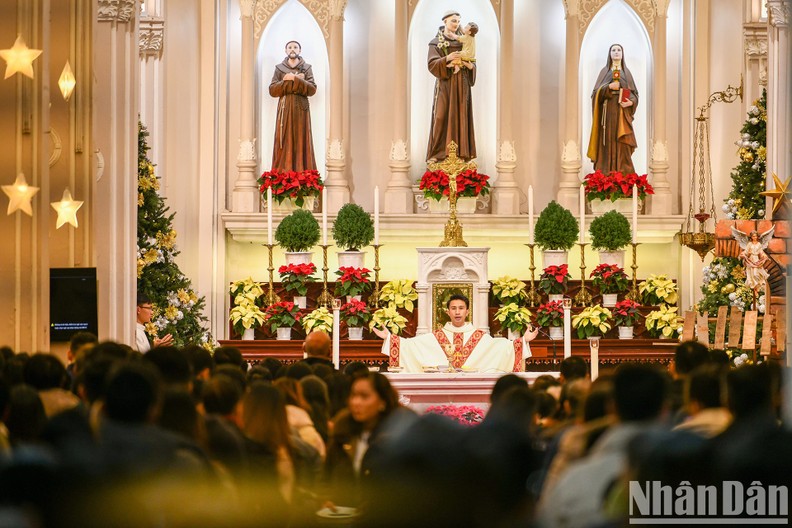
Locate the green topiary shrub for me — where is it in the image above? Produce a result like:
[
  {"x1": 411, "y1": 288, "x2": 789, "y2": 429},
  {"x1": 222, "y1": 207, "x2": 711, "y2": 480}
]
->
[
  {"x1": 332, "y1": 203, "x2": 374, "y2": 251},
  {"x1": 589, "y1": 210, "x2": 631, "y2": 251},
  {"x1": 275, "y1": 209, "x2": 320, "y2": 252},
  {"x1": 534, "y1": 201, "x2": 578, "y2": 250}
]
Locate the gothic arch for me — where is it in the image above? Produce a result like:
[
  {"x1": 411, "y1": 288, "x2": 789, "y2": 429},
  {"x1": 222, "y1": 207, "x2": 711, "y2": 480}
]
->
[
  {"x1": 407, "y1": 0, "x2": 503, "y2": 27},
  {"x1": 564, "y1": 0, "x2": 669, "y2": 41},
  {"x1": 254, "y1": 0, "x2": 347, "y2": 42}
]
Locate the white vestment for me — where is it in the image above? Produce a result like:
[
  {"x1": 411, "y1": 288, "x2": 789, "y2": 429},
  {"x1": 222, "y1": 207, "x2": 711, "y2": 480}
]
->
[
  {"x1": 136, "y1": 322, "x2": 151, "y2": 353},
  {"x1": 381, "y1": 322, "x2": 530, "y2": 373}
]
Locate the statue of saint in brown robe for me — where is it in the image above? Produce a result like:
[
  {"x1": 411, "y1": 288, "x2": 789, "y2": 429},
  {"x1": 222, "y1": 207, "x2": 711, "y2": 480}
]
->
[
  {"x1": 587, "y1": 43, "x2": 639, "y2": 174},
  {"x1": 269, "y1": 43, "x2": 317, "y2": 172},
  {"x1": 426, "y1": 12, "x2": 477, "y2": 163}
]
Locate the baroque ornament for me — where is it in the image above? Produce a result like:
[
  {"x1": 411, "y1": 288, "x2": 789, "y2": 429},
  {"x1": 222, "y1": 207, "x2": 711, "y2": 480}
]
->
[
  {"x1": 97, "y1": 0, "x2": 137, "y2": 23},
  {"x1": 255, "y1": 0, "x2": 330, "y2": 40},
  {"x1": 390, "y1": 140, "x2": 408, "y2": 162},
  {"x1": 139, "y1": 16, "x2": 165, "y2": 58}
]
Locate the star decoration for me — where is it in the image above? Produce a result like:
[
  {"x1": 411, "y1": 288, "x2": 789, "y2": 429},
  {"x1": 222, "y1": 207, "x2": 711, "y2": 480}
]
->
[
  {"x1": 0, "y1": 35, "x2": 42, "y2": 80},
  {"x1": 759, "y1": 173, "x2": 791, "y2": 215},
  {"x1": 51, "y1": 188, "x2": 83, "y2": 229},
  {"x1": 1, "y1": 173, "x2": 40, "y2": 216}
]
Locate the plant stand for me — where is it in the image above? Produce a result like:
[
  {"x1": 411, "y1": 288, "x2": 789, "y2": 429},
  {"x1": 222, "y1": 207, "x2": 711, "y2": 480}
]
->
[
  {"x1": 625, "y1": 243, "x2": 641, "y2": 302},
  {"x1": 573, "y1": 243, "x2": 592, "y2": 307},
  {"x1": 318, "y1": 244, "x2": 334, "y2": 308},
  {"x1": 265, "y1": 244, "x2": 280, "y2": 306}
]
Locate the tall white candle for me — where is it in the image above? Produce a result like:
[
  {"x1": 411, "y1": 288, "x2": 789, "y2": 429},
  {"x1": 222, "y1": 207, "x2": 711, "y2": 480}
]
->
[
  {"x1": 590, "y1": 339, "x2": 599, "y2": 381},
  {"x1": 332, "y1": 302, "x2": 341, "y2": 369},
  {"x1": 563, "y1": 301, "x2": 572, "y2": 359},
  {"x1": 267, "y1": 187, "x2": 273, "y2": 246},
  {"x1": 632, "y1": 184, "x2": 638, "y2": 244},
  {"x1": 528, "y1": 185, "x2": 535, "y2": 245},
  {"x1": 322, "y1": 190, "x2": 328, "y2": 246},
  {"x1": 374, "y1": 186, "x2": 380, "y2": 246},
  {"x1": 579, "y1": 184, "x2": 586, "y2": 244}
]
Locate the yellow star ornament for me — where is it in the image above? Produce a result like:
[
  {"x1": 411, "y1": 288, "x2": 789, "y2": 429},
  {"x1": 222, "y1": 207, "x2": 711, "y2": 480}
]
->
[
  {"x1": 2, "y1": 173, "x2": 40, "y2": 216},
  {"x1": 759, "y1": 173, "x2": 791, "y2": 215},
  {"x1": 51, "y1": 188, "x2": 83, "y2": 229},
  {"x1": 0, "y1": 35, "x2": 42, "y2": 80}
]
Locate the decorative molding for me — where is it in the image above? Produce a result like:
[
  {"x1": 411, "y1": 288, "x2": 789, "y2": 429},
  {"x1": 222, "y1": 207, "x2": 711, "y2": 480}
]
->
[
  {"x1": 327, "y1": 139, "x2": 344, "y2": 161},
  {"x1": 438, "y1": 262, "x2": 471, "y2": 281},
  {"x1": 237, "y1": 139, "x2": 257, "y2": 162},
  {"x1": 139, "y1": 16, "x2": 164, "y2": 58},
  {"x1": 255, "y1": 0, "x2": 330, "y2": 41},
  {"x1": 328, "y1": 0, "x2": 347, "y2": 21},
  {"x1": 651, "y1": 140, "x2": 668, "y2": 163},
  {"x1": 767, "y1": 0, "x2": 789, "y2": 27},
  {"x1": 497, "y1": 141, "x2": 517, "y2": 163},
  {"x1": 49, "y1": 127, "x2": 62, "y2": 167},
  {"x1": 389, "y1": 140, "x2": 409, "y2": 162},
  {"x1": 240, "y1": 0, "x2": 257, "y2": 19},
  {"x1": 561, "y1": 140, "x2": 581, "y2": 163},
  {"x1": 563, "y1": 0, "x2": 579, "y2": 19},
  {"x1": 745, "y1": 36, "x2": 768, "y2": 57},
  {"x1": 579, "y1": 0, "x2": 656, "y2": 37},
  {"x1": 97, "y1": 0, "x2": 137, "y2": 23}
]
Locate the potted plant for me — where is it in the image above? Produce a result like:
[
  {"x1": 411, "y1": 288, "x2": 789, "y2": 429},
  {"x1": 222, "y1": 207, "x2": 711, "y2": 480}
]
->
[
  {"x1": 275, "y1": 209, "x2": 321, "y2": 264},
  {"x1": 301, "y1": 307, "x2": 333, "y2": 334},
  {"x1": 378, "y1": 279, "x2": 418, "y2": 312},
  {"x1": 571, "y1": 305, "x2": 613, "y2": 339},
  {"x1": 332, "y1": 203, "x2": 374, "y2": 268},
  {"x1": 590, "y1": 264, "x2": 629, "y2": 307},
  {"x1": 639, "y1": 274, "x2": 679, "y2": 306},
  {"x1": 370, "y1": 305, "x2": 409, "y2": 335},
  {"x1": 612, "y1": 299, "x2": 641, "y2": 339},
  {"x1": 264, "y1": 301, "x2": 302, "y2": 340},
  {"x1": 644, "y1": 304, "x2": 683, "y2": 339},
  {"x1": 341, "y1": 299, "x2": 372, "y2": 340},
  {"x1": 278, "y1": 262, "x2": 317, "y2": 309},
  {"x1": 538, "y1": 265, "x2": 570, "y2": 302},
  {"x1": 583, "y1": 170, "x2": 654, "y2": 214},
  {"x1": 491, "y1": 276, "x2": 528, "y2": 306},
  {"x1": 335, "y1": 266, "x2": 372, "y2": 302},
  {"x1": 589, "y1": 210, "x2": 632, "y2": 267},
  {"x1": 419, "y1": 169, "x2": 490, "y2": 214},
  {"x1": 534, "y1": 201, "x2": 579, "y2": 266},
  {"x1": 494, "y1": 303, "x2": 533, "y2": 341},
  {"x1": 535, "y1": 301, "x2": 565, "y2": 340},
  {"x1": 258, "y1": 169, "x2": 323, "y2": 211},
  {"x1": 228, "y1": 277, "x2": 265, "y2": 340}
]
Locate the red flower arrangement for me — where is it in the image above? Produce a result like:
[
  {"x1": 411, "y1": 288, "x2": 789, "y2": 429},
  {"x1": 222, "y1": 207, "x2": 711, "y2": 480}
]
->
[
  {"x1": 535, "y1": 301, "x2": 564, "y2": 328},
  {"x1": 538, "y1": 265, "x2": 570, "y2": 295},
  {"x1": 264, "y1": 301, "x2": 302, "y2": 332},
  {"x1": 590, "y1": 264, "x2": 629, "y2": 295},
  {"x1": 340, "y1": 299, "x2": 372, "y2": 328},
  {"x1": 419, "y1": 169, "x2": 491, "y2": 201},
  {"x1": 425, "y1": 404, "x2": 485, "y2": 426},
  {"x1": 335, "y1": 266, "x2": 372, "y2": 298},
  {"x1": 612, "y1": 299, "x2": 641, "y2": 327},
  {"x1": 278, "y1": 263, "x2": 317, "y2": 296},
  {"x1": 258, "y1": 169, "x2": 324, "y2": 207},
  {"x1": 583, "y1": 170, "x2": 654, "y2": 202}
]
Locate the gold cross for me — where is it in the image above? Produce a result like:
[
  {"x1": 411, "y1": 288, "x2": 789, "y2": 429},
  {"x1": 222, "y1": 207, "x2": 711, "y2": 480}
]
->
[{"x1": 428, "y1": 142, "x2": 477, "y2": 248}]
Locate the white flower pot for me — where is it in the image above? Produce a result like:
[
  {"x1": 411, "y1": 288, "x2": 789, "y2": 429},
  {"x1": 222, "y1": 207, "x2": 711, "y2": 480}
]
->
[
  {"x1": 618, "y1": 326, "x2": 634, "y2": 339},
  {"x1": 348, "y1": 327, "x2": 364, "y2": 340},
  {"x1": 276, "y1": 327, "x2": 292, "y2": 340},
  {"x1": 284, "y1": 251, "x2": 313, "y2": 266},
  {"x1": 548, "y1": 326, "x2": 564, "y2": 340},
  {"x1": 602, "y1": 293, "x2": 618, "y2": 307},
  {"x1": 269, "y1": 195, "x2": 316, "y2": 213},
  {"x1": 337, "y1": 250, "x2": 365, "y2": 269},
  {"x1": 549, "y1": 294, "x2": 565, "y2": 303},
  {"x1": 293, "y1": 296, "x2": 307, "y2": 309},
  {"x1": 427, "y1": 196, "x2": 478, "y2": 214},
  {"x1": 590, "y1": 198, "x2": 633, "y2": 214},
  {"x1": 242, "y1": 328, "x2": 255, "y2": 341},
  {"x1": 542, "y1": 250, "x2": 568, "y2": 268},
  {"x1": 507, "y1": 328, "x2": 520, "y2": 341},
  {"x1": 346, "y1": 295, "x2": 362, "y2": 304},
  {"x1": 598, "y1": 250, "x2": 625, "y2": 268}
]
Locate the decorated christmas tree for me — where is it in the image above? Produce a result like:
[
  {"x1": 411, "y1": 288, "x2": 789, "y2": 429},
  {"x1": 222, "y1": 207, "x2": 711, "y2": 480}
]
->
[
  {"x1": 137, "y1": 122, "x2": 213, "y2": 349},
  {"x1": 722, "y1": 89, "x2": 767, "y2": 219}
]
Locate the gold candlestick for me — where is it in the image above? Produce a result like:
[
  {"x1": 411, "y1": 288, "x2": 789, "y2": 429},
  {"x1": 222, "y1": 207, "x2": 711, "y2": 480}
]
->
[
  {"x1": 524, "y1": 243, "x2": 541, "y2": 307},
  {"x1": 317, "y1": 244, "x2": 333, "y2": 308},
  {"x1": 574, "y1": 243, "x2": 592, "y2": 306},
  {"x1": 265, "y1": 244, "x2": 280, "y2": 306},
  {"x1": 625, "y1": 243, "x2": 641, "y2": 302},
  {"x1": 369, "y1": 244, "x2": 382, "y2": 309}
]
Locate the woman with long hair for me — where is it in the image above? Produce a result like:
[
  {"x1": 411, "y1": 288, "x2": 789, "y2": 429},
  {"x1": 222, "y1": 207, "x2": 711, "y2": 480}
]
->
[{"x1": 273, "y1": 377, "x2": 326, "y2": 460}]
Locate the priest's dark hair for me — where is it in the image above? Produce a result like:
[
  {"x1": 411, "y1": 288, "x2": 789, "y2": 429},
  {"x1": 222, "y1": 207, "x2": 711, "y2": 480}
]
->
[
  {"x1": 446, "y1": 293, "x2": 469, "y2": 309},
  {"x1": 285, "y1": 40, "x2": 301, "y2": 50}
]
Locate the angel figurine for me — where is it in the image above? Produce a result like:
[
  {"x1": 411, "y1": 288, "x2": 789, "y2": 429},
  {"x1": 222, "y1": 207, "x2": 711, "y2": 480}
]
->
[{"x1": 731, "y1": 225, "x2": 774, "y2": 300}]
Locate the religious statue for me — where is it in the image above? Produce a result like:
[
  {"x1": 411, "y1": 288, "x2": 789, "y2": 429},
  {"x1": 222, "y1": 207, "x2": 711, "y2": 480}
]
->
[
  {"x1": 587, "y1": 43, "x2": 639, "y2": 174},
  {"x1": 426, "y1": 11, "x2": 477, "y2": 163},
  {"x1": 731, "y1": 225, "x2": 774, "y2": 301},
  {"x1": 372, "y1": 294, "x2": 539, "y2": 373},
  {"x1": 268, "y1": 40, "x2": 317, "y2": 172}
]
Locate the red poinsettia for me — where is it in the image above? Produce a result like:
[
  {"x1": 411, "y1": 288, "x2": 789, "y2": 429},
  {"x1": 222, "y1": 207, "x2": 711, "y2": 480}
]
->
[
  {"x1": 538, "y1": 265, "x2": 570, "y2": 295},
  {"x1": 335, "y1": 266, "x2": 372, "y2": 298},
  {"x1": 612, "y1": 299, "x2": 641, "y2": 327},
  {"x1": 419, "y1": 169, "x2": 491, "y2": 201},
  {"x1": 535, "y1": 301, "x2": 564, "y2": 328},
  {"x1": 340, "y1": 299, "x2": 372, "y2": 328},
  {"x1": 583, "y1": 170, "x2": 654, "y2": 202},
  {"x1": 258, "y1": 169, "x2": 324, "y2": 207},
  {"x1": 278, "y1": 263, "x2": 317, "y2": 296},
  {"x1": 590, "y1": 264, "x2": 629, "y2": 295},
  {"x1": 425, "y1": 404, "x2": 485, "y2": 426},
  {"x1": 264, "y1": 301, "x2": 302, "y2": 332}
]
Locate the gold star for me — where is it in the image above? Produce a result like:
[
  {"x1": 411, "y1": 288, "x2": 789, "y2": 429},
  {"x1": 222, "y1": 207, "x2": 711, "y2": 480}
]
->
[
  {"x1": 51, "y1": 188, "x2": 83, "y2": 229},
  {"x1": 1, "y1": 173, "x2": 40, "y2": 216},
  {"x1": 759, "y1": 173, "x2": 791, "y2": 215},
  {"x1": 0, "y1": 35, "x2": 42, "y2": 80}
]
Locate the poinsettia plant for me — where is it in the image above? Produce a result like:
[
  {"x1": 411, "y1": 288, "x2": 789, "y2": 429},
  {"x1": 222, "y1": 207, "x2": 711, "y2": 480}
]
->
[
  {"x1": 535, "y1": 301, "x2": 564, "y2": 328},
  {"x1": 378, "y1": 279, "x2": 418, "y2": 312},
  {"x1": 341, "y1": 299, "x2": 372, "y2": 328},
  {"x1": 278, "y1": 263, "x2": 317, "y2": 296},
  {"x1": 538, "y1": 265, "x2": 570, "y2": 295},
  {"x1": 491, "y1": 276, "x2": 528, "y2": 306},
  {"x1": 612, "y1": 299, "x2": 641, "y2": 327},
  {"x1": 494, "y1": 303, "x2": 533, "y2": 334},
  {"x1": 258, "y1": 169, "x2": 324, "y2": 207},
  {"x1": 335, "y1": 267, "x2": 372, "y2": 298},
  {"x1": 264, "y1": 301, "x2": 302, "y2": 333},
  {"x1": 639, "y1": 274, "x2": 679, "y2": 306},
  {"x1": 370, "y1": 305, "x2": 409, "y2": 335},
  {"x1": 583, "y1": 170, "x2": 654, "y2": 202},
  {"x1": 645, "y1": 304, "x2": 683, "y2": 338},
  {"x1": 425, "y1": 404, "x2": 485, "y2": 426},
  {"x1": 590, "y1": 264, "x2": 629, "y2": 295},
  {"x1": 572, "y1": 305, "x2": 612, "y2": 338},
  {"x1": 418, "y1": 169, "x2": 491, "y2": 201},
  {"x1": 301, "y1": 307, "x2": 333, "y2": 334}
]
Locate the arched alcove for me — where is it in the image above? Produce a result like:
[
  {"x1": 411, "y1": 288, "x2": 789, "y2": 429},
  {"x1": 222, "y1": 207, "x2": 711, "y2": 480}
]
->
[
  {"x1": 579, "y1": 0, "x2": 652, "y2": 177},
  {"x1": 408, "y1": 0, "x2": 499, "y2": 180},
  {"x1": 257, "y1": 0, "x2": 329, "y2": 177}
]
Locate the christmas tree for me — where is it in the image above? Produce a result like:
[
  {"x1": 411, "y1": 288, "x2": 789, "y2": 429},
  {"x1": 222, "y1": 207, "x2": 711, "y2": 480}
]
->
[
  {"x1": 722, "y1": 89, "x2": 767, "y2": 220},
  {"x1": 137, "y1": 122, "x2": 213, "y2": 349}
]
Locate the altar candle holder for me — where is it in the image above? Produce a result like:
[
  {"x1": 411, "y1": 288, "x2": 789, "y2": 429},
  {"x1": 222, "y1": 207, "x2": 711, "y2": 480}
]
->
[
  {"x1": 573, "y1": 243, "x2": 592, "y2": 307},
  {"x1": 524, "y1": 243, "x2": 541, "y2": 307},
  {"x1": 625, "y1": 243, "x2": 641, "y2": 302},
  {"x1": 317, "y1": 244, "x2": 334, "y2": 308},
  {"x1": 368, "y1": 244, "x2": 382, "y2": 310},
  {"x1": 265, "y1": 244, "x2": 280, "y2": 306}
]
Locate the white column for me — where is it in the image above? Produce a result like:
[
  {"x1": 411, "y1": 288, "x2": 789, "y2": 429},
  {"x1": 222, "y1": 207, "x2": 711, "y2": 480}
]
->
[
  {"x1": 649, "y1": 11, "x2": 673, "y2": 215},
  {"x1": 231, "y1": 0, "x2": 259, "y2": 213},
  {"x1": 384, "y1": 0, "x2": 413, "y2": 214},
  {"x1": 766, "y1": 0, "x2": 790, "y2": 199},
  {"x1": 324, "y1": 12, "x2": 350, "y2": 212},
  {"x1": 558, "y1": 12, "x2": 582, "y2": 211}
]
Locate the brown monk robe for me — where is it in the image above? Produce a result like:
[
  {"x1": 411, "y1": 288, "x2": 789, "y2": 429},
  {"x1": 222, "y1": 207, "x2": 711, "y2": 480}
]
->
[
  {"x1": 587, "y1": 43, "x2": 639, "y2": 174},
  {"x1": 426, "y1": 12, "x2": 477, "y2": 163},
  {"x1": 269, "y1": 43, "x2": 317, "y2": 172}
]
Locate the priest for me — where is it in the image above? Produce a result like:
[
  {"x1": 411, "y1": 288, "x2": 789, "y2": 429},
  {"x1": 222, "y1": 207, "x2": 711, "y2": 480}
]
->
[{"x1": 372, "y1": 294, "x2": 538, "y2": 373}]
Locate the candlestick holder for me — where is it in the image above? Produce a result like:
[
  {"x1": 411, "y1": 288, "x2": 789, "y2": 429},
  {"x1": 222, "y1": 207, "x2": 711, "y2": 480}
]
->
[
  {"x1": 317, "y1": 244, "x2": 334, "y2": 308},
  {"x1": 625, "y1": 243, "x2": 641, "y2": 302},
  {"x1": 368, "y1": 244, "x2": 383, "y2": 309},
  {"x1": 265, "y1": 244, "x2": 280, "y2": 306},
  {"x1": 524, "y1": 243, "x2": 541, "y2": 307},
  {"x1": 573, "y1": 243, "x2": 592, "y2": 306}
]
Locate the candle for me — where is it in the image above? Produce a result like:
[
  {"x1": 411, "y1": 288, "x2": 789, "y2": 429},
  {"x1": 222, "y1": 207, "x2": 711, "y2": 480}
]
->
[
  {"x1": 632, "y1": 184, "x2": 638, "y2": 244},
  {"x1": 590, "y1": 339, "x2": 600, "y2": 381},
  {"x1": 267, "y1": 187, "x2": 273, "y2": 246},
  {"x1": 563, "y1": 299, "x2": 572, "y2": 359},
  {"x1": 528, "y1": 185, "x2": 534, "y2": 245},
  {"x1": 374, "y1": 186, "x2": 380, "y2": 246},
  {"x1": 332, "y1": 300, "x2": 341, "y2": 369},
  {"x1": 579, "y1": 184, "x2": 586, "y2": 244},
  {"x1": 322, "y1": 190, "x2": 328, "y2": 246}
]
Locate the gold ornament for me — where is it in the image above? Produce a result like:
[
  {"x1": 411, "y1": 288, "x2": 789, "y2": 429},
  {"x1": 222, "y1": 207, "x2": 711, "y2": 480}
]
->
[
  {"x1": 759, "y1": 173, "x2": 791, "y2": 215},
  {"x1": 743, "y1": 151, "x2": 754, "y2": 163}
]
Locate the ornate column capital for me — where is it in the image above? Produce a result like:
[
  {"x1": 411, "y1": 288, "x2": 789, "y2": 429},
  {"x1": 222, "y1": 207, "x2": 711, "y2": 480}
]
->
[
  {"x1": 98, "y1": 0, "x2": 137, "y2": 23},
  {"x1": 768, "y1": 0, "x2": 790, "y2": 28},
  {"x1": 240, "y1": 0, "x2": 257, "y2": 20},
  {"x1": 329, "y1": 0, "x2": 348, "y2": 21},
  {"x1": 237, "y1": 139, "x2": 257, "y2": 162},
  {"x1": 139, "y1": 16, "x2": 164, "y2": 58},
  {"x1": 389, "y1": 140, "x2": 409, "y2": 162}
]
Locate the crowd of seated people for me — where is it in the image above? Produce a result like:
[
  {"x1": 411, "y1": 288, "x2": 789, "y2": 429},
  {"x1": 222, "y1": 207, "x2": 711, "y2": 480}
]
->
[{"x1": 0, "y1": 334, "x2": 790, "y2": 527}]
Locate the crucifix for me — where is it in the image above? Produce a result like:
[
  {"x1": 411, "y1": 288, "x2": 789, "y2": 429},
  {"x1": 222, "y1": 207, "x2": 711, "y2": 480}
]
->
[{"x1": 428, "y1": 141, "x2": 476, "y2": 247}]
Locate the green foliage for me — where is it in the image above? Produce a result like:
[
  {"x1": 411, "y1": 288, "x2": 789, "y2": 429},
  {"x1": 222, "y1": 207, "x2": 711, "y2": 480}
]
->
[
  {"x1": 572, "y1": 305, "x2": 612, "y2": 338},
  {"x1": 275, "y1": 209, "x2": 320, "y2": 252},
  {"x1": 589, "y1": 211, "x2": 631, "y2": 251},
  {"x1": 696, "y1": 257, "x2": 766, "y2": 315},
  {"x1": 332, "y1": 203, "x2": 374, "y2": 251},
  {"x1": 723, "y1": 90, "x2": 767, "y2": 219},
  {"x1": 137, "y1": 122, "x2": 213, "y2": 348},
  {"x1": 534, "y1": 201, "x2": 579, "y2": 250}
]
